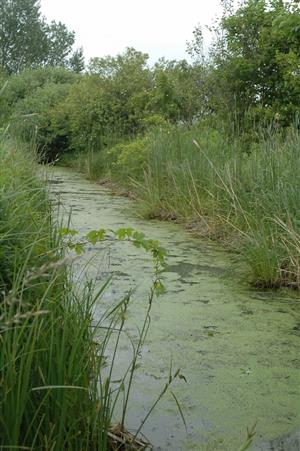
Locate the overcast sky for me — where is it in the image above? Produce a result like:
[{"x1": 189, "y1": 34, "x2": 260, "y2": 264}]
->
[{"x1": 40, "y1": 0, "x2": 223, "y2": 64}]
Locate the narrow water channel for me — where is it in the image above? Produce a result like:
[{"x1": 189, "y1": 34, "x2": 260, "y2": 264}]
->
[{"x1": 49, "y1": 166, "x2": 300, "y2": 451}]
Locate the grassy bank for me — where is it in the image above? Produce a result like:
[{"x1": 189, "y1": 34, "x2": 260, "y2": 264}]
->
[
  {"x1": 0, "y1": 140, "x2": 161, "y2": 449},
  {"x1": 68, "y1": 125, "x2": 300, "y2": 290},
  {"x1": 0, "y1": 141, "x2": 106, "y2": 448}
]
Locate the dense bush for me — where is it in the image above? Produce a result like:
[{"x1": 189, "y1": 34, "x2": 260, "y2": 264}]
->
[
  {"x1": 0, "y1": 67, "x2": 78, "y2": 120},
  {"x1": 12, "y1": 82, "x2": 73, "y2": 160},
  {"x1": 1, "y1": 68, "x2": 78, "y2": 160},
  {"x1": 208, "y1": 0, "x2": 300, "y2": 131}
]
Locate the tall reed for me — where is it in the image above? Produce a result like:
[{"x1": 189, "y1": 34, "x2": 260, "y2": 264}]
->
[
  {"x1": 0, "y1": 142, "x2": 108, "y2": 448},
  {"x1": 78, "y1": 125, "x2": 300, "y2": 289},
  {"x1": 0, "y1": 141, "x2": 163, "y2": 449},
  {"x1": 1, "y1": 139, "x2": 184, "y2": 449}
]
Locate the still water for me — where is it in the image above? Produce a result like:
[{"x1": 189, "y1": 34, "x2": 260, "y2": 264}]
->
[{"x1": 50, "y1": 167, "x2": 300, "y2": 451}]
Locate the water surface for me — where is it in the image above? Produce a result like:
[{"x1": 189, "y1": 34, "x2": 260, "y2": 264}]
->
[{"x1": 50, "y1": 167, "x2": 300, "y2": 451}]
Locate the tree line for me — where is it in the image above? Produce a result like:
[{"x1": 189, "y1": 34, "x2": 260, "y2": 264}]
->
[{"x1": 0, "y1": 0, "x2": 299, "y2": 160}]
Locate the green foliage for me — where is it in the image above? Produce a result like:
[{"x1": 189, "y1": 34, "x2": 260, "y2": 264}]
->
[
  {"x1": 0, "y1": 0, "x2": 79, "y2": 74},
  {"x1": 1, "y1": 68, "x2": 78, "y2": 159},
  {"x1": 0, "y1": 0, "x2": 48, "y2": 74},
  {"x1": 186, "y1": 25, "x2": 204, "y2": 62},
  {"x1": 0, "y1": 140, "x2": 180, "y2": 448},
  {"x1": 140, "y1": 113, "x2": 170, "y2": 132},
  {"x1": 44, "y1": 49, "x2": 209, "y2": 161},
  {"x1": 0, "y1": 67, "x2": 8, "y2": 89},
  {"x1": 7, "y1": 1, "x2": 299, "y2": 164},
  {"x1": 0, "y1": 142, "x2": 50, "y2": 293},
  {"x1": 68, "y1": 47, "x2": 85, "y2": 73},
  {"x1": 12, "y1": 82, "x2": 74, "y2": 160},
  {"x1": 87, "y1": 123, "x2": 300, "y2": 289},
  {"x1": 88, "y1": 48, "x2": 152, "y2": 136},
  {"x1": 108, "y1": 137, "x2": 149, "y2": 181},
  {"x1": 62, "y1": 76, "x2": 110, "y2": 153},
  {"x1": 51, "y1": 48, "x2": 153, "y2": 156},
  {"x1": 149, "y1": 58, "x2": 208, "y2": 125},
  {"x1": 210, "y1": 0, "x2": 300, "y2": 129},
  {"x1": 44, "y1": 20, "x2": 75, "y2": 68},
  {"x1": 0, "y1": 67, "x2": 78, "y2": 125},
  {"x1": 2, "y1": 0, "x2": 299, "y2": 156}
]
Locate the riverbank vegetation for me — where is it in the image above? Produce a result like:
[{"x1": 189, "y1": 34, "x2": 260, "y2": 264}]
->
[
  {"x1": 0, "y1": 139, "x2": 174, "y2": 449},
  {"x1": 1, "y1": 0, "x2": 298, "y2": 447},
  {"x1": 0, "y1": 141, "x2": 105, "y2": 448},
  {"x1": 70, "y1": 124, "x2": 300, "y2": 289},
  {"x1": 1, "y1": 0, "x2": 299, "y2": 292},
  {"x1": 0, "y1": 2, "x2": 182, "y2": 448},
  {"x1": 0, "y1": 140, "x2": 124, "y2": 449}
]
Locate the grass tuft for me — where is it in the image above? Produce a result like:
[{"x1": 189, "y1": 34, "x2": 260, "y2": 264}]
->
[{"x1": 74, "y1": 125, "x2": 300, "y2": 289}]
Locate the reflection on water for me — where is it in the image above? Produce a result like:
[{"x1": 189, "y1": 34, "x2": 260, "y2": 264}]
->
[{"x1": 49, "y1": 166, "x2": 300, "y2": 451}]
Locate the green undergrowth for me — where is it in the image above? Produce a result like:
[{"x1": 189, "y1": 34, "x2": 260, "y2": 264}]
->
[
  {"x1": 0, "y1": 140, "x2": 183, "y2": 449},
  {"x1": 71, "y1": 125, "x2": 300, "y2": 290},
  {"x1": 0, "y1": 141, "x2": 109, "y2": 448}
]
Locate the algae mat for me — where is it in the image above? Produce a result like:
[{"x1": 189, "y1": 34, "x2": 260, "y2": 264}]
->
[{"x1": 50, "y1": 167, "x2": 300, "y2": 451}]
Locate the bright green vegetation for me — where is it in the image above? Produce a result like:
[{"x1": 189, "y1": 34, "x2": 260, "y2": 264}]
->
[
  {"x1": 0, "y1": 141, "x2": 170, "y2": 449},
  {"x1": 1, "y1": 0, "x2": 299, "y2": 290},
  {"x1": 0, "y1": 141, "x2": 110, "y2": 448}
]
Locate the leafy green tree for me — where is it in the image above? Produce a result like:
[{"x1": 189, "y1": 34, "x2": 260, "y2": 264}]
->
[
  {"x1": 0, "y1": 0, "x2": 47, "y2": 73},
  {"x1": 186, "y1": 25, "x2": 204, "y2": 63},
  {"x1": 211, "y1": 0, "x2": 300, "y2": 127},
  {"x1": 149, "y1": 58, "x2": 208, "y2": 125},
  {"x1": 88, "y1": 48, "x2": 152, "y2": 136},
  {"x1": 0, "y1": 0, "x2": 78, "y2": 74},
  {"x1": 63, "y1": 76, "x2": 109, "y2": 153},
  {"x1": 43, "y1": 21, "x2": 75, "y2": 68},
  {"x1": 68, "y1": 47, "x2": 85, "y2": 73}
]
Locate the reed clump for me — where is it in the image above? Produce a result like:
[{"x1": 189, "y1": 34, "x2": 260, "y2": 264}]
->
[
  {"x1": 0, "y1": 141, "x2": 156, "y2": 449},
  {"x1": 79, "y1": 125, "x2": 300, "y2": 290}
]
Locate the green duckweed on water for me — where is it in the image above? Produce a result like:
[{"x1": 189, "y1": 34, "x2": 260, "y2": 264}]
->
[{"x1": 50, "y1": 167, "x2": 300, "y2": 451}]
